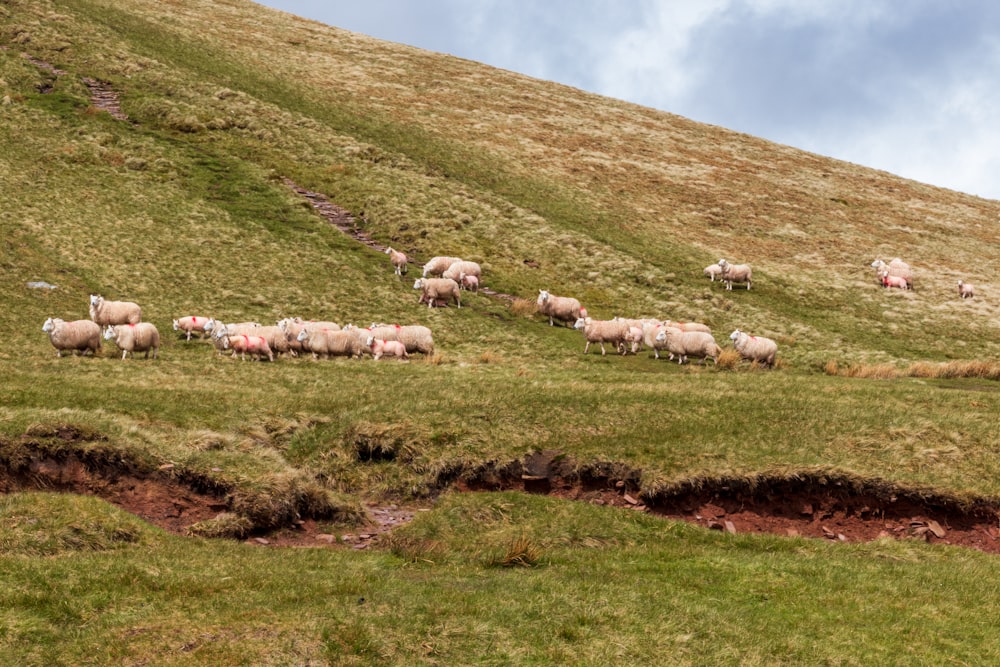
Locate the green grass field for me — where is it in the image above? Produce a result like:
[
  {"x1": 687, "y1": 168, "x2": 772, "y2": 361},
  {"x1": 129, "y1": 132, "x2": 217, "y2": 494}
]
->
[{"x1": 4, "y1": 0, "x2": 1000, "y2": 663}]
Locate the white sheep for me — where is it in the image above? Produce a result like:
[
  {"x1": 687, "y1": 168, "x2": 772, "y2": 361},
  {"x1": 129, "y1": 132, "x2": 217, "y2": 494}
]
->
[
  {"x1": 296, "y1": 328, "x2": 364, "y2": 359},
  {"x1": 223, "y1": 333, "x2": 274, "y2": 361},
  {"x1": 655, "y1": 328, "x2": 721, "y2": 365},
  {"x1": 703, "y1": 263, "x2": 722, "y2": 281},
  {"x1": 421, "y1": 256, "x2": 463, "y2": 278},
  {"x1": 442, "y1": 260, "x2": 482, "y2": 283},
  {"x1": 89, "y1": 294, "x2": 141, "y2": 326},
  {"x1": 172, "y1": 315, "x2": 212, "y2": 341},
  {"x1": 871, "y1": 258, "x2": 912, "y2": 287},
  {"x1": 255, "y1": 325, "x2": 293, "y2": 357},
  {"x1": 366, "y1": 336, "x2": 409, "y2": 361},
  {"x1": 103, "y1": 323, "x2": 160, "y2": 361},
  {"x1": 42, "y1": 317, "x2": 102, "y2": 357},
  {"x1": 717, "y1": 259, "x2": 752, "y2": 290},
  {"x1": 536, "y1": 290, "x2": 585, "y2": 327},
  {"x1": 573, "y1": 317, "x2": 629, "y2": 356},
  {"x1": 641, "y1": 321, "x2": 680, "y2": 360},
  {"x1": 354, "y1": 323, "x2": 435, "y2": 355},
  {"x1": 958, "y1": 280, "x2": 975, "y2": 299},
  {"x1": 413, "y1": 278, "x2": 461, "y2": 308},
  {"x1": 729, "y1": 329, "x2": 778, "y2": 367},
  {"x1": 385, "y1": 247, "x2": 408, "y2": 275}
]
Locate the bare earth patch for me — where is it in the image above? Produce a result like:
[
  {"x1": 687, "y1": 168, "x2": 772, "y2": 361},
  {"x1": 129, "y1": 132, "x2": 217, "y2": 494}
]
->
[{"x1": 3, "y1": 452, "x2": 999, "y2": 555}]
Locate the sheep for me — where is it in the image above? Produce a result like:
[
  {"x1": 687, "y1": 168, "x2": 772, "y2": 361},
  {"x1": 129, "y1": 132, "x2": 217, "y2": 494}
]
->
[
  {"x1": 663, "y1": 320, "x2": 712, "y2": 335},
  {"x1": 385, "y1": 247, "x2": 408, "y2": 275},
  {"x1": 871, "y1": 258, "x2": 913, "y2": 287},
  {"x1": 172, "y1": 315, "x2": 212, "y2": 341},
  {"x1": 103, "y1": 323, "x2": 160, "y2": 361},
  {"x1": 459, "y1": 272, "x2": 479, "y2": 292},
  {"x1": 703, "y1": 263, "x2": 722, "y2": 281},
  {"x1": 42, "y1": 317, "x2": 102, "y2": 357},
  {"x1": 881, "y1": 271, "x2": 910, "y2": 290},
  {"x1": 89, "y1": 294, "x2": 141, "y2": 326},
  {"x1": 351, "y1": 323, "x2": 435, "y2": 355},
  {"x1": 442, "y1": 260, "x2": 482, "y2": 283},
  {"x1": 729, "y1": 329, "x2": 778, "y2": 367},
  {"x1": 223, "y1": 333, "x2": 274, "y2": 361},
  {"x1": 296, "y1": 328, "x2": 364, "y2": 359},
  {"x1": 958, "y1": 280, "x2": 975, "y2": 299},
  {"x1": 366, "y1": 336, "x2": 409, "y2": 361},
  {"x1": 717, "y1": 259, "x2": 752, "y2": 290},
  {"x1": 536, "y1": 290, "x2": 585, "y2": 327},
  {"x1": 422, "y1": 256, "x2": 463, "y2": 278},
  {"x1": 255, "y1": 325, "x2": 294, "y2": 357},
  {"x1": 413, "y1": 277, "x2": 461, "y2": 308},
  {"x1": 573, "y1": 316, "x2": 629, "y2": 356},
  {"x1": 655, "y1": 328, "x2": 721, "y2": 365},
  {"x1": 641, "y1": 321, "x2": 681, "y2": 360}
]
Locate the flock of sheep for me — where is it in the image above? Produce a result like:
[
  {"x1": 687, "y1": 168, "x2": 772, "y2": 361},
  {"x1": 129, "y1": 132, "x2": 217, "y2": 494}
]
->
[
  {"x1": 536, "y1": 255, "x2": 777, "y2": 367},
  {"x1": 47, "y1": 252, "x2": 966, "y2": 369}
]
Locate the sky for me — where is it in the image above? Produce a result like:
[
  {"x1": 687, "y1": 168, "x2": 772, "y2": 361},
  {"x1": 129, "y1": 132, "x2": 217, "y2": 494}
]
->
[{"x1": 254, "y1": 1, "x2": 1000, "y2": 201}]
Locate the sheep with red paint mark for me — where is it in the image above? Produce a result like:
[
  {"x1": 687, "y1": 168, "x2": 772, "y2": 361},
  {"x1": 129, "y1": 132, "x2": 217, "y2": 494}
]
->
[
  {"x1": 173, "y1": 315, "x2": 212, "y2": 340},
  {"x1": 881, "y1": 271, "x2": 911, "y2": 290},
  {"x1": 104, "y1": 322, "x2": 160, "y2": 361},
  {"x1": 222, "y1": 333, "x2": 273, "y2": 361}
]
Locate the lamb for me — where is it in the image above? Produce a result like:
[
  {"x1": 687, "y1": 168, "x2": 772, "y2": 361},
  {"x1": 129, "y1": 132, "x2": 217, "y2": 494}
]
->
[
  {"x1": 385, "y1": 247, "x2": 408, "y2": 275},
  {"x1": 413, "y1": 278, "x2": 461, "y2": 308},
  {"x1": 173, "y1": 315, "x2": 212, "y2": 341},
  {"x1": 459, "y1": 272, "x2": 479, "y2": 292},
  {"x1": 536, "y1": 290, "x2": 585, "y2": 327},
  {"x1": 573, "y1": 316, "x2": 629, "y2": 356},
  {"x1": 729, "y1": 329, "x2": 778, "y2": 367},
  {"x1": 442, "y1": 260, "x2": 482, "y2": 283},
  {"x1": 89, "y1": 294, "x2": 141, "y2": 326},
  {"x1": 103, "y1": 323, "x2": 160, "y2": 361},
  {"x1": 703, "y1": 263, "x2": 722, "y2": 281},
  {"x1": 717, "y1": 259, "x2": 752, "y2": 290},
  {"x1": 881, "y1": 271, "x2": 910, "y2": 290},
  {"x1": 422, "y1": 256, "x2": 463, "y2": 278},
  {"x1": 958, "y1": 280, "x2": 975, "y2": 299},
  {"x1": 366, "y1": 336, "x2": 409, "y2": 361},
  {"x1": 223, "y1": 333, "x2": 274, "y2": 361},
  {"x1": 42, "y1": 318, "x2": 102, "y2": 357},
  {"x1": 654, "y1": 328, "x2": 722, "y2": 365},
  {"x1": 296, "y1": 328, "x2": 364, "y2": 359}
]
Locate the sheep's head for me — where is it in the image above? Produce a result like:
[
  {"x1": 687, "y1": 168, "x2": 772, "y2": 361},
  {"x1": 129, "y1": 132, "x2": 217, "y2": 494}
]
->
[
  {"x1": 729, "y1": 330, "x2": 742, "y2": 343},
  {"x1": 102, "y1": 326, "x2": 117, "y2": 341},
  {"x1": 89, "y1": 294, "x2": 101, "y2": 306},
  {"x1": 172, "y1": 319, "x2": 180, "y2": 330},
  {"x1": 296, "y1": 329, "x2": 309, "y2": 342},
  {"x1": 413, "y1": 279, "x2": 424, "y2": 290},
  {"x1": 42, "y1": 317, "x2": 56, "y2": 333},
  {"x1": 537, "y1": 289, "x2": 550, "y2": 304}
]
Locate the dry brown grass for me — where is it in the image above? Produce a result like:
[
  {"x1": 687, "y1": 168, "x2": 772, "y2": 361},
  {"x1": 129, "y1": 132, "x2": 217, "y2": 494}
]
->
[{"x1": 823, "y1": 359, "x2": 1000, "y2": 381}]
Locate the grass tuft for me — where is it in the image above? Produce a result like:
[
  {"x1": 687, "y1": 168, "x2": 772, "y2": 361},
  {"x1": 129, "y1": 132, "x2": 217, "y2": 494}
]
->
[{"x1": 484, "y1": 533, "x2": 543, "y2": 568}]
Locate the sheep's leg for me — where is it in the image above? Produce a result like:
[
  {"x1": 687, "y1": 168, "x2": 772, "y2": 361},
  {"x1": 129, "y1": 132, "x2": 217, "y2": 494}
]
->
[{"x1": 583, "y1": 341, "x2": 591, "y2": 354}]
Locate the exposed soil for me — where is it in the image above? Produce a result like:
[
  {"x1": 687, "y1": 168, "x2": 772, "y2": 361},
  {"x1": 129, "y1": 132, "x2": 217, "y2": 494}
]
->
[{"x1": 3, "y1": 448, "x2": 1000, "y2": 555}]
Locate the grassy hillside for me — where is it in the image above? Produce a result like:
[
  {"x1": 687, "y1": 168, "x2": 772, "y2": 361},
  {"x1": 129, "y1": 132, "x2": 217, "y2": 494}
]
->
[{"x1": 4, "y1": 0, "x2": 1000, "y2": 663}]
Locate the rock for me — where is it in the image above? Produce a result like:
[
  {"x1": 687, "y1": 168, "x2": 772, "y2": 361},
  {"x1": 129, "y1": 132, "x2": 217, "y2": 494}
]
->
[
  {"x1": 724, "y1": 521, "x2": 736, "y2": 534},
  {"x1": 315, "y1": 534, "x2": 336, "y2": 544},
  {"x1": 623, "y1": 494, "x2": 639, "y2": 505},
  {"x1": 927, "y1": 520, "x2": 946, "y2": 539}
]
